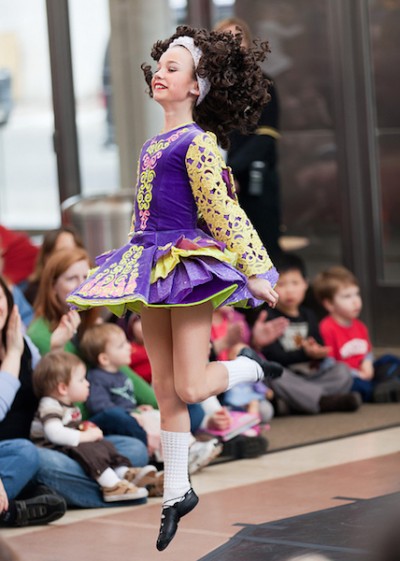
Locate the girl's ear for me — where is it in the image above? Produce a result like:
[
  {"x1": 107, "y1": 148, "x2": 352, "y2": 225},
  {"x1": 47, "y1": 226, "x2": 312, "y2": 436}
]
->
[
  {"x1": 98, "y1": 351, "x2": 109, "y2": 368},
  {"x1": 322, "y1": 298, "x2": 334, "y2": 314},
  {"x1": 57, "y1": 382, "x2": 68, "y2": 396},
  {"x1": 190, "y1": 82, "x2": 200, "y2": 96}
]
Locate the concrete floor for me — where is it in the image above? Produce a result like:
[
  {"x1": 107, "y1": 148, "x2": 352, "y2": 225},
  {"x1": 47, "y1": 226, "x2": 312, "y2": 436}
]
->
[{"x1": 3, "y1": 426, "x2": 399, "y2": 561}]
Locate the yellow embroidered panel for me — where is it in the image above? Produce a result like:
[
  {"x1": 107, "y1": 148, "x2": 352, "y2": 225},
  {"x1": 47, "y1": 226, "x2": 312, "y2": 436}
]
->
[
  {"x1": 128, "y1": 158, "x2": 141, "y2": 237},
  {"x1": 132, "y1": 127, "x2": 190, "y2": 233},
  {"x1": 76, "y1": 245, "x2": 143, "y2": 298},
  {"x1": 185, "y1": 132, "x2": 273, "y2": 277}
]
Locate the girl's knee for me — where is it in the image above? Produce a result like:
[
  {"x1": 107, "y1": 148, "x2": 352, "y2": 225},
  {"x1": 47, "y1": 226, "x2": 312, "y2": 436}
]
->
[{"x1": 175, "y1": 384, "x2": 204, "y2": 404}]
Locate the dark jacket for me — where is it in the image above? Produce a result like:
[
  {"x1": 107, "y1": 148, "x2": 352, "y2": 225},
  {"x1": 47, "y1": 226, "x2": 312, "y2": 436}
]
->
[{"x1": 0, "y1": 341, "x2": 38, "y2": 440}]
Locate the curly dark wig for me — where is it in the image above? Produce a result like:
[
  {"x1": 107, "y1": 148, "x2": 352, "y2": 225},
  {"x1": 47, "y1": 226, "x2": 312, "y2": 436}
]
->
[{"x1": 141, "y1": 25, "x2": 271, "y2": 149}]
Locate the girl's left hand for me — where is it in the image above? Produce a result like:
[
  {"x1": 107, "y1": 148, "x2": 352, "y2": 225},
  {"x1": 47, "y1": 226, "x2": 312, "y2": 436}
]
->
[{"x1": 247, "y1": 277, "x2": 279, "y2": 308}]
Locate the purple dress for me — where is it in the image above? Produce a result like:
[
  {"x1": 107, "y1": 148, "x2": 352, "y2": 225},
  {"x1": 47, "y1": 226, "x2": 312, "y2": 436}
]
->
[{"x1": 67, "y1": 123, "x2": 278, "y2": 316}]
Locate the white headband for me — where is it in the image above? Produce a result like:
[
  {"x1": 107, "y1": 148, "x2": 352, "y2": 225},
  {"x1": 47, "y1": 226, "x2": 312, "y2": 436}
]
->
[{"x1": 168, "y1": 36, "x2": 211, "y2": 106}]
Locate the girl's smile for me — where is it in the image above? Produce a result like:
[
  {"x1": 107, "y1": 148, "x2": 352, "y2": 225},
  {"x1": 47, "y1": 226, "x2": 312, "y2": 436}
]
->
[{"x1": 151, "y1": 47, "x2": 199, "y2": 106}]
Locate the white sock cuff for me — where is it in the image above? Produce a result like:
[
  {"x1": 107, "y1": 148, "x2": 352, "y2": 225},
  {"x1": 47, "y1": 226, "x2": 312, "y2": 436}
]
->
[{"x1": 220, "y1": 355, "x2": 262, "y2": 390}]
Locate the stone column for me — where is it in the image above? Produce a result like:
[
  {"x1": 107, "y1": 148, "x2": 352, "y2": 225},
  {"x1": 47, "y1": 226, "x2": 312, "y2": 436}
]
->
[{"x1": 108, "y1": 0, "x2": 173, "y2": 189}]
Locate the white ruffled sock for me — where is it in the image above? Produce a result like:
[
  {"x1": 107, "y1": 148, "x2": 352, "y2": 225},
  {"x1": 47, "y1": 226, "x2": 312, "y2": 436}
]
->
[
  {"x1": 161, "y1": 430, "x2": 191, "y2": 506},
  {"x1": 220, "y1": 356, "x2": 263, "y2": 390}
]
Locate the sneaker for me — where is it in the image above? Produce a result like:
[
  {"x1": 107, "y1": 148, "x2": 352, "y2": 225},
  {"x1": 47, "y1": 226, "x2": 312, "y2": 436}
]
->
[
  {"x1": 13, "y1": 494, "x2": 67, "y2": 527},
  {"x1": 188, "y1": 438, "x2": 223, "y2": 475},
  {"x1": 373, "y1": 378, "x2": 400, "y2": 403},
  {"x1": 102, "y1": 480, "x2": 148, "y2": 502},
  {"x1": 123, "y1": 465, "x2": 157, "y2": 484},
  {"x1": 221, "y1": 434, "x2": 268, "y2": 459},
  {"x1": 124, "y1": 466, "x2": 164, "y2": 497},
  {"x1": 144, "y1": 471, "x2": 164, "y2": 497},
  {"x1": 319, "y1": 392, "x2": 362, "y2": 413}
]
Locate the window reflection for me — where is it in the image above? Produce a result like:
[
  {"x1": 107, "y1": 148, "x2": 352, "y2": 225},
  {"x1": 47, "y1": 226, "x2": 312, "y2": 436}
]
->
[
  {"x1": 69, "y1": 0, "x2": 119, "y2": 198},
  {"x1": 369, "y1": 0, "x2": 400, "y2": 281},
  {"x1": 235, "y1": 0, "x2": 341, "y2": 274},
  {"x1": 0, "y1": 0, "x2": 59, "y2": 229}
]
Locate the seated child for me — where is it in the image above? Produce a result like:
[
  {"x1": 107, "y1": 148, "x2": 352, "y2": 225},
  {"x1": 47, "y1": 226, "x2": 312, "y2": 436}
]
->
[
  {"x1": 211, "y1": 307, "x2": 274, "y2": 423},
  {"x1": 128, "y1": 314, "x2": 152, "y2": 384},
  {"x1": 211, "y1": 306, "x2": 251, "y2": 361},
  {"x1": 313, "y1": 265, "x2": 400, "y2": 402},
  {"x1": 31, "y1": 350, "x2": 154, "y2": 503},
  {"x1": 258, "y1": 253, "x2": 361, "y2": 414},
  {"x1": 81, "y1": 323, "x2": 223, "y2": 474},
  {"x1": 81, "y1": 323, "x2": 162, "y2": 459}
]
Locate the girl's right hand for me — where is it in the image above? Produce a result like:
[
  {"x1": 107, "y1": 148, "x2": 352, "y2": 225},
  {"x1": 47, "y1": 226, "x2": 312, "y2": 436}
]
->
[{"x1": 50, "y1": 310, "x2": 81, "y2": 350}]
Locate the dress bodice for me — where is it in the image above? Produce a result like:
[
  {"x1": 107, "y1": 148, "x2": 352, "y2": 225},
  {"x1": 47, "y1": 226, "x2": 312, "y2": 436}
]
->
[
  {"x1": 67, "y1": 123, "x2": 278, "y2": 314},
  {"x1": 132, "y1": 123, "x2": 201, "y2": 234},
  {"x1": 131, "y1": 123, "x2": 273, "y2": 278}
]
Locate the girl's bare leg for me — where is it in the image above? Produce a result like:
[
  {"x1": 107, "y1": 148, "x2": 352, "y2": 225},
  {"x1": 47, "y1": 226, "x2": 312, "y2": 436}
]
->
[
  {"x1": 171, "y1": 302, "x2": 230, "y2": 403},
  {"x1": 141, "y1": 306, "x2": 189, "y2": 432},
  {"x1": 171, "y1": 302, "x2": 269, "y2": 403},
  {"x1": 141, "y1": 306, "x2": 199, "y2": 551}
]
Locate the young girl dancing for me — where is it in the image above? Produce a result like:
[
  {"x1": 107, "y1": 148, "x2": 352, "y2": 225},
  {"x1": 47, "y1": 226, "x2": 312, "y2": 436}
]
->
[{"x1": 67, "y1": 25, "x2": 281, "y2": 551}]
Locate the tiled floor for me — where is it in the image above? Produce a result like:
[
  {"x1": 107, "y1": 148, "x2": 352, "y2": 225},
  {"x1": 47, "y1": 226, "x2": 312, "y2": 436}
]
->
[{"x1": 3, "y1": 427, "x2": 400, "y2": 561}]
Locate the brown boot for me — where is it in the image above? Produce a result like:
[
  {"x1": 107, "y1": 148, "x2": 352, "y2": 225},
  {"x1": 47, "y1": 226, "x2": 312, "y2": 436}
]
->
[{"x1": 319, "y1": 392, "x2": 362, "y2": 413}]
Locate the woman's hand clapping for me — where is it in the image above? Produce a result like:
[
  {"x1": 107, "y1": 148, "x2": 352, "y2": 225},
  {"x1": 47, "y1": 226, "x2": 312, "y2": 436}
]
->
[
  {"x1": 50, "y1": 310, "x2": 81, "y2": 350},
  {"x1": 1, "y1": 306, "x2": 24, "y2": 379}
]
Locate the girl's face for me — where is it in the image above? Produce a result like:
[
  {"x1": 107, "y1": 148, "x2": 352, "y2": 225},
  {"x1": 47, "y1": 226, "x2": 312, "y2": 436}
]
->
[
  {"x1": 53, "y1": 259, "x2": 89, "y2": 306},
  {"x1": 0, "y1": 284, "x2": 8, "y2": 333},
  {"x1": 66, "y1": 364, "x2": 90, "y2": 403},
  {"x1": 152, "y1": 46, "x2": 199, "y2": 107}
]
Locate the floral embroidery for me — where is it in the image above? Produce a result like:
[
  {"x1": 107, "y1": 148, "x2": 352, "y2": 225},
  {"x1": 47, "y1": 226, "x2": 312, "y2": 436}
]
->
[
  {"x1": 134, "y1": 127, "x2": 189, "y2": 232},
  {"x1": 185, "y1": 132, "x2": 273, "y2": 277},
  {"x1": 77, "y1": 245, "x2": 143, "y2": 298}
]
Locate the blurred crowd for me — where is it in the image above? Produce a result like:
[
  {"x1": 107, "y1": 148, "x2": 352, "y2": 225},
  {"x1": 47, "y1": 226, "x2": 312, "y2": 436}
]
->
[{"x1": 1, "y1": 223, "x2": 399, "y2": 531}]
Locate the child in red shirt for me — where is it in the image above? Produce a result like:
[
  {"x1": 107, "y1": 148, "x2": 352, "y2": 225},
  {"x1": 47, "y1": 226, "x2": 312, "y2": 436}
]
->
[{"x1": 313, "y1": 266, "x2": 399, "y2": 402}]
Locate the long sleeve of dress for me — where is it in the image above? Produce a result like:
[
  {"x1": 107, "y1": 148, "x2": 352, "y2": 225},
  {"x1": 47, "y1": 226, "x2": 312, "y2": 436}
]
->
[{"x1": 185, "y1": 132, "x2": 274, "y2": 278}]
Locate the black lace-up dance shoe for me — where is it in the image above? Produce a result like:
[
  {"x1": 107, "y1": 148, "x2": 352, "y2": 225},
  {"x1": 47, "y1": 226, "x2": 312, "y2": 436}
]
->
[
  {"x1": 156, "y1": 488, "x2": 199, "y2": 551},
  {"x1": 238, "y1": 347, "x2": 283, "y2": 381}
]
